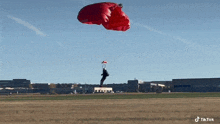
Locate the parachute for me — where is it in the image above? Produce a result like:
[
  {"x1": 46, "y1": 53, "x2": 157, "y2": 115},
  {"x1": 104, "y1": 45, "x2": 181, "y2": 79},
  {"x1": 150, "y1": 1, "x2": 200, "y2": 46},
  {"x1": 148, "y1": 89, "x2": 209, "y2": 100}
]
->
[{"x1": 77, "y1": 2, "x2": 130, "y2": 31}]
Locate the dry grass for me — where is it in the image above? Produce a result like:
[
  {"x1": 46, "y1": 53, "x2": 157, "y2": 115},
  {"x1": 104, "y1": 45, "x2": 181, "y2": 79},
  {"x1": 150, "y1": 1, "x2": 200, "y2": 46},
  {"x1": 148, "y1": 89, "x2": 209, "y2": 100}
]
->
[{"x1": 0, "y1": 97, "x2": 220, "y2": 124}]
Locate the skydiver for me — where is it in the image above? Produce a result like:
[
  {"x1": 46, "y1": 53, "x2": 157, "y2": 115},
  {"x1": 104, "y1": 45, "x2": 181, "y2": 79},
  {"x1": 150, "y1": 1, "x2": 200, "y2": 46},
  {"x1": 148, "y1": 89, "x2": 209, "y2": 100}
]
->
[{"x1": 100, "y1": 68, "x2": 109, "y2": 87}]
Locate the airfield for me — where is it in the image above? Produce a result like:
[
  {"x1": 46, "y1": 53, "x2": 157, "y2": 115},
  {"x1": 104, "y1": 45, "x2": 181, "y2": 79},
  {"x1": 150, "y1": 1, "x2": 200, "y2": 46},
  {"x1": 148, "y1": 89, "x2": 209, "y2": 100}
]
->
[{"x1": 0, "y1": 93, "x2": 219, "y2": 124}]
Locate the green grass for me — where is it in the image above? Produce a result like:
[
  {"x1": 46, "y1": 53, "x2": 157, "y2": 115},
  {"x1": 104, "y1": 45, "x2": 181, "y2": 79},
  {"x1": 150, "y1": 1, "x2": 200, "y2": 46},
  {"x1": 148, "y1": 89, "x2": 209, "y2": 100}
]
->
[{"x1": 0, "y1": 92, "x2": 220, "y2": 101}]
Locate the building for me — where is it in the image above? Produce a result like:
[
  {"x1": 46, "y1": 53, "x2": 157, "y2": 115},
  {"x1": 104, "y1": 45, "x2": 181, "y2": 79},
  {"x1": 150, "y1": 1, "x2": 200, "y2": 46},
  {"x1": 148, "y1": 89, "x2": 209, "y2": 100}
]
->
[
  {"x1": 94, "y1": 87, "x2": 113, "y2": 93},
  {"x1": 107, "y1": 83, "x2": 127, "y2": 92},
  {"x1": 172, "y1": 78, "x2": 220, "y2": 92},
  {"x1": 141, "y1": 81, "x2": 168, "y2": 93},
  {"x1": 0, "y1": 79, "x2": 31, "y2": 88},
  {"x1": 127, "y1": 80, "x2": 171, "y2": 93},
  {"x1": 0, "y1": 80, "x2": 12, "y2": 87},
  {"x1": 75, "y1": 84, "x2": 99, "y2": 94},
  {"x1": 139, "y1": 83, "x2": 151, "y2": 92},
  {"x1": 127, "y1": 80, "x2": 140, "y2": 92},
  {"x1": 32, "y1": 83, "x2": 50, "y2": 94},
  {"x1": 12, "y1": 79, "x2": 31, "y2": 88}
]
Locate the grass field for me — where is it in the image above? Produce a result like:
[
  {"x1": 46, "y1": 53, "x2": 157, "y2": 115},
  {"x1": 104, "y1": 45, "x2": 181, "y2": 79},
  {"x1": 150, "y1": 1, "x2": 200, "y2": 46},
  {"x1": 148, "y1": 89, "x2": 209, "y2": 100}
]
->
[
  {"x1": 1, "y1": 92, "x2": 220, "y2": 101},
  {"x1": 0, "y1": 93, "x2": 219, "y2": 124}
]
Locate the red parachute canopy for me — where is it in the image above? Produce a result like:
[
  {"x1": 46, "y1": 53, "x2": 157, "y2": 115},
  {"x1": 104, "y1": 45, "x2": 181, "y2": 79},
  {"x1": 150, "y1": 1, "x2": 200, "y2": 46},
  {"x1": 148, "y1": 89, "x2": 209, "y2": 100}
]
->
[
  {"x1": 102, "y1": 61, "x2": 108, "y2": 64},
  {"x1": 77, "y1": 2, "x2": 130, "y2": 31}
]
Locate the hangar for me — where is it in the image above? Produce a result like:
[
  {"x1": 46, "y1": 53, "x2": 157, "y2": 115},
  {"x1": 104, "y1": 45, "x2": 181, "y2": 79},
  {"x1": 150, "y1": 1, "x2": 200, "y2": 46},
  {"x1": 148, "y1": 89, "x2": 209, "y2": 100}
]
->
[{"x1": 172, "y1": 78, "x2": 220, "y2": 92}]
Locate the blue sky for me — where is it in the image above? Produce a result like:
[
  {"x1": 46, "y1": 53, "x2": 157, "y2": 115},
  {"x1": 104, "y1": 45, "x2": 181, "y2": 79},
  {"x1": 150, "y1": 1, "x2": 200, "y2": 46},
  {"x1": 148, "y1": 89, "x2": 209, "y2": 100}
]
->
[{"x1": 1, "y1": 0, "x2": 220, "y2": 84}]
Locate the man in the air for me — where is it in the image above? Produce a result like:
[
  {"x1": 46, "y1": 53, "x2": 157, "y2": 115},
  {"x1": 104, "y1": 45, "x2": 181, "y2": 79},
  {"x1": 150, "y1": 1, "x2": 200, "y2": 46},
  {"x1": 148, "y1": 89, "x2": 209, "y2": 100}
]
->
[{"x1": 100, "y1": 68, "x2": 109, "y2": 87}]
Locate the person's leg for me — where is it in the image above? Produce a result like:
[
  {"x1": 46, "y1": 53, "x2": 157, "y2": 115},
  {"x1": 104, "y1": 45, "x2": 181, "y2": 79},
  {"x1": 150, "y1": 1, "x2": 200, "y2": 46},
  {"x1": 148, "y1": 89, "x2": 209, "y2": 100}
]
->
[{"x1": 100, "y1": 76, "x2": 106, "y2": 87}]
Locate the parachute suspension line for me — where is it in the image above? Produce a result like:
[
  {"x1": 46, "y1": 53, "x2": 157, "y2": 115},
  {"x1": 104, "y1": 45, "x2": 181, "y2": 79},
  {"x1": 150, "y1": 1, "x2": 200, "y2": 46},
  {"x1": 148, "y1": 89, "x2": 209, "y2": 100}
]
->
[
  {"x1": 102, "y1": 61, "x2": 107, "y2": 69},
  {"x1": 102, "y1": 64, "x2": 106, "y2": 68}
]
